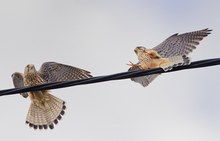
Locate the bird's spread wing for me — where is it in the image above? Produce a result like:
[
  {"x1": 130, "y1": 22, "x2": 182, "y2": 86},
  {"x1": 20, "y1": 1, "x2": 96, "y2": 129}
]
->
[
  {"x1": 11, "y1": 72, "x2": 29, "y2": 98},
  {"x1": 153, "y1": 28, "x2": 212, "y2": 58},
  {"x1": 38, "y1": 62, "x2": 92, "y2": 82},
  {"x1": 128, "y1": 65, "x2": 160, "y2": 87}
]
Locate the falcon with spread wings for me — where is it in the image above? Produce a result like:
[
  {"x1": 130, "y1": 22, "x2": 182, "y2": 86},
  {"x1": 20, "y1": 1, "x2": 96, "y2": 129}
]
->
[
  {"x1": 128, "y1": 28, "x2": 212, "y2": 87},
  {"x1": 11, "y1": 62, "x2": 92, "y2": 130}
]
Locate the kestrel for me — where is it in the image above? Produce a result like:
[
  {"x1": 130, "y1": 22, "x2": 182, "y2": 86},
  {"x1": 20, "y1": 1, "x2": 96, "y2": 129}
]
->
[
  {"x1": 128, "y1": 28, "x2": 212, "y2": 87},
  {"x1": 11, "y1": 62, "x2": 92, "y2": 130}
]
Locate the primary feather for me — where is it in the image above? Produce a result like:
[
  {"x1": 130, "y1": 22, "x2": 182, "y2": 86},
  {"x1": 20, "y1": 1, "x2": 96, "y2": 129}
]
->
[{"x1": 38, "y1": 62, "x2": 92, "y2": 82}]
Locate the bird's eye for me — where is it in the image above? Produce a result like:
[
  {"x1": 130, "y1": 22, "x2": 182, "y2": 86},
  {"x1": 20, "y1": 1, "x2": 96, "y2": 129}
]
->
[
  {"x1": 140, "y1": 48, "x2": 145, "y2": 52},
  {"x1": 140, "y1": 47, "x2": 144, "y2": 50}
]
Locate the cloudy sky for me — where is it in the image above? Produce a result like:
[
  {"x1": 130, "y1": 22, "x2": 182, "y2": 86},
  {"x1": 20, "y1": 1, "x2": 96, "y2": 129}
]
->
[{"x1": 0, "y1": 0, "x2": 220, "y2": 141}]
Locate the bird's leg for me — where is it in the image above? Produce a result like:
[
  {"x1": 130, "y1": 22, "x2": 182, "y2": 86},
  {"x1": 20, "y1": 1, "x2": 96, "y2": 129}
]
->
[{"x1": 127, "y1": 61, "x2": 138, "y2": 67}]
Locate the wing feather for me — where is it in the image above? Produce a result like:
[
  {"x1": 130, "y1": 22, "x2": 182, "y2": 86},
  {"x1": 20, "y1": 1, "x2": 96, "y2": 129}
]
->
[
  {"x1": 153, "y1": 28, "x2": 212, "y2": 57},
  {"x1": 38, "y1": 62, "x2": 92, "y2": 82},
  {"x1": 11, "y1": 72, "x2": 29, "y2": 98}
]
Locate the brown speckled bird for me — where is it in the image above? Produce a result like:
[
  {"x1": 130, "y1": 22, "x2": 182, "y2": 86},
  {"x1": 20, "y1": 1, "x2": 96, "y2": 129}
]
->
[
  {"x1": 11, "y1": 62, "x2": 92, "y2": 130},
  {"x1": 128, "y1": 28, "x2": 212, "y2": 87}
]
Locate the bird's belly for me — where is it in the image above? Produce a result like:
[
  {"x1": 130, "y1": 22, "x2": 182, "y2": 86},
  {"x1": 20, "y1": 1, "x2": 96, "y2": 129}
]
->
[{"x1": 139, "y1": 58, "x2": 160, "y2": 69}]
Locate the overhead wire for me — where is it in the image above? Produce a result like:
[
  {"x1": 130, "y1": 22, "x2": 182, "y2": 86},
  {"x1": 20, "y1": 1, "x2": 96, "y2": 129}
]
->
[{"x1": 0, "y1": 58, "x2": 220, "y2": 97}]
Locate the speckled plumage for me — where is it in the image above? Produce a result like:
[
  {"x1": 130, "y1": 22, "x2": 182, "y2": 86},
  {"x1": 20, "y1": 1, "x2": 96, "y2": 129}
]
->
[
  {"x1": 11, "y1": 62, "x2": 92, "y2": 130},
  {"x1": 128, "y1": 28, "x2": 212, "y2": 87}
]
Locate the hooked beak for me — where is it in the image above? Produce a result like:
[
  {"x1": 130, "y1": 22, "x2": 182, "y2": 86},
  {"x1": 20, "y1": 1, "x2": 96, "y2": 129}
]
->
[{"x1": 25, "y1": 65, "x2": 30, "y2": 72}]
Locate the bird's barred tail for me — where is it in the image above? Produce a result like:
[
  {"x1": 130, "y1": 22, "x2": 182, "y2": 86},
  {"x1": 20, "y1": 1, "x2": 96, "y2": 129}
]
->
[
  {"x1": 26, "y1": 93, "x2": 66, "y2": 130},
  {"x1": 161, "y1": 55, "x2": 191, "y2": 71}
]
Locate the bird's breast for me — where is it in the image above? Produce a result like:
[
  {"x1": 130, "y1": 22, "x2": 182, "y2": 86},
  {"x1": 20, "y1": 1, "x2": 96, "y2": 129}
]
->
[{"x1": 24, "y1": 73, "x2": 44, "y2": 86}]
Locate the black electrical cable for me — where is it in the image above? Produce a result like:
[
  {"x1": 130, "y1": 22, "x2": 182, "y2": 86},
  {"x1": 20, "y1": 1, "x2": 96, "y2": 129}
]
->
[{"x1": 0, "y1": 58, "x2": 220, "y2": 97}]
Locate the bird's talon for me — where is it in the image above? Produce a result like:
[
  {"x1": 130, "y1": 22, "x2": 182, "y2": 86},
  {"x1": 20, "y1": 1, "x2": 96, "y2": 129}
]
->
[{"x1": 127, "y1": 61, "x2": 137, "y2": 67}]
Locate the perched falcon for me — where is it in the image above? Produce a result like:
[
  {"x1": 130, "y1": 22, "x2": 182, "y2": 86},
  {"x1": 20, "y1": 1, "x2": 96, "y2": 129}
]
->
[
  {"x1": 11, "y1": 62, "x2": 92, "y2": 130},
  {"x1": 128, "y1": 28, "x2": 212, "y2": 87}
]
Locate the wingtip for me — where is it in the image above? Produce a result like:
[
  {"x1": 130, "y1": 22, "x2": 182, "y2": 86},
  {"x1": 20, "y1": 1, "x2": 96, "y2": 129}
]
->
[{"x1": 202, "y1": 28, "x2": 212, "y2": 34}]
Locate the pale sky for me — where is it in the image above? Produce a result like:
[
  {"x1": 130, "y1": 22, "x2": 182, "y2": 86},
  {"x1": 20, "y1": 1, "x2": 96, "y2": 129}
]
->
[{"x1": 0, "y1": 1, "x2": 220, "y2": 141}]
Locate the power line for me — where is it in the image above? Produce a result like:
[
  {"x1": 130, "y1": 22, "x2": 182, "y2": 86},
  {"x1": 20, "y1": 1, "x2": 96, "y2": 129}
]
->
[{"x1": 0, "y1": 58, "x2": 220, "y2": 97}]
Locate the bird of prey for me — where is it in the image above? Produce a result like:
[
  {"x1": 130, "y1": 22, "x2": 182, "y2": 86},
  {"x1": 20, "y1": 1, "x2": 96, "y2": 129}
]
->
[
  {"x1": 128, "y1": 28, "x2": 212, "y2": 87},
  {"x1": 11, "y1": 62, "x2": 92, "y2": 130}
]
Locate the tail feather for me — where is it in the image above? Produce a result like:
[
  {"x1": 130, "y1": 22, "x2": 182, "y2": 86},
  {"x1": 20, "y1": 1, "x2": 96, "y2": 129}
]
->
[
  {"x1": 161, "y1": 55, "x2": 191, "y2": 71},
  {"x1": 131, "y1": 74, "x2": 160, "y2": 87},
  {"x1": 26, "y1": 93, "x2": 66, "y2": 130},
  {"x1": 26, "y1": 103, "x2": 48, "y2": 129},
  {"x1": 128, "y1": 65, "x2": 160, "y2": 87}
]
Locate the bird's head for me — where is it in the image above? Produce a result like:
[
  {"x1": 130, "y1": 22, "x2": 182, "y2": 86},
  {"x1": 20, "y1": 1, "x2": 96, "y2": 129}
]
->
[
  {"x1": 134, "y1": 46, "x2": 149, "y2": 55},
  {"x1": 11, "y1": 72, "x2": 23, "y2": 81},
  {"x1": 25, "y1": 64, "x2": 36, "y2": 73}
]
